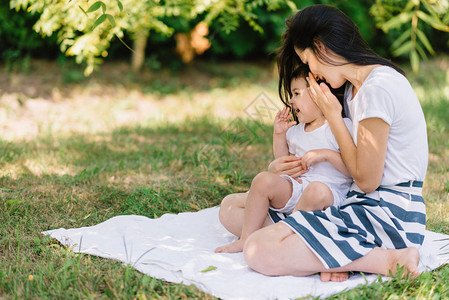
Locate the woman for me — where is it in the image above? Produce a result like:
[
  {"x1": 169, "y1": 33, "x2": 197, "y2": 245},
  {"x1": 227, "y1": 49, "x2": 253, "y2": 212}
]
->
[{"x1": 219, "y1": 4, "x2": 428, "y2": 281}]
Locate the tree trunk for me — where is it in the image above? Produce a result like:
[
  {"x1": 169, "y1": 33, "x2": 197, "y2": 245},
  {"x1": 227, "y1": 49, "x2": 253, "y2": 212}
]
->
[{"x1": 131, "y1": 33, "x2": 148, "y2": 73}]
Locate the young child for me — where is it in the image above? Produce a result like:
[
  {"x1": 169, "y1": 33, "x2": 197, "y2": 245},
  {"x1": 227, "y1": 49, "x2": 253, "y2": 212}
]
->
[{"x1": 215, "y1": 65, "x2": 353, "y2": 253}]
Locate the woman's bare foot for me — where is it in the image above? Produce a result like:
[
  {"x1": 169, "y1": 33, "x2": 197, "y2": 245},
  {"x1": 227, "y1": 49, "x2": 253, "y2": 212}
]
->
[
  {"x1": 387, "y1": 247, "x2": 420, "y2": 279},
  {"x1": 320, "y1": 271, "x2": 349, "y2": 282},
  {"x1": 215, "y1": 239, "x2": 245, "y2": 253}
]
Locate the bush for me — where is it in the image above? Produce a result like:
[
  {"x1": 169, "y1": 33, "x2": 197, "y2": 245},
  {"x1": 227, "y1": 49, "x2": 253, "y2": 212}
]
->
[
  {"x1": 0, "y1": 3, "x2": 58, "y2": 64},
  {"x1": 3, "y1": 0, "x2": 448, "y2": 72}
]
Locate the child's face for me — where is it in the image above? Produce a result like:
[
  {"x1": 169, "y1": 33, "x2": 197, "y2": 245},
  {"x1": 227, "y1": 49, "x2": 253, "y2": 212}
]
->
[{"x1": 290, "y1": 77, "x2": 323, "y2": 123}]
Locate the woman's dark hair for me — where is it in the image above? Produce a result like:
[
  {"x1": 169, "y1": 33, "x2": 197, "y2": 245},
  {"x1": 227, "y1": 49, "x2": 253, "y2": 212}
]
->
[{"x1": 277, "y1": 4, "x2": 404, "y2": 106}]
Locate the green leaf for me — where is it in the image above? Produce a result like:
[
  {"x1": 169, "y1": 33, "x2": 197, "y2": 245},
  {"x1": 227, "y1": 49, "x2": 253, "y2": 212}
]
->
[
  {"x1": 286, "y1": 0, "x2": 297, "y2": 12},
  {"x1": 415, "y1": 43, "x2": 427, "y2": 60},
  {"x1": 92, "y1": 14, "x2": 107, "y2": 30},
  {"x1": 86, "y1": 1, "x2": 102, "y2": 13},
  {"x1": 390, "y1": 28, "x2": 411, "y2": 51},
  {"x1": 117, "y1": 0, "x2": 123, "y2": 12},
  {"x1": 415, "y1": 28, "x2": 435, "y2": 55},
  {"x1": 410, "y1": 49, "x2": 419, "y2": 73},
  {"x1": 443, "y1": 12, "x2": 449, "y2": 24},
  {"x1": 420, "y1": 0, "x2": 441, "y2": 20},
  {"x1": 105, "y1": 14, "x2": 115, "y2": 26},
  {"x1": 416, "y1": 11, "x2": 449, "y2": 32},
  {"x1": 381, "y1": 12, "x2": 413, "y2": 32},
  {"x1": 200, "y1": 266, "x2": 217, "y2": 273},
  {"x1": 392, "y1": 41, "x2": 412, "y2": 57},
  {"x1": 115, "y1": 34, "x2": 135, "y2": 53},
  {"x1": 404, "y1": 0, "x2": 417, "y2": 12}
]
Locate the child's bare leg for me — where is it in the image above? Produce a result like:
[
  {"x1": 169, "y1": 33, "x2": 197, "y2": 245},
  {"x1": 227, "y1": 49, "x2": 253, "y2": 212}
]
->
[
  {"x1": 218, "y1": 193, "x2": 249, "y2": 237},
  {"x1": 215, "y1": 172, "x2": 292, "y2": 253},
  {"x1": 292, "y1": 182, "x2": 349, "y2": 281},
  {"x1": 218, "y1": 193, "x2": 273, "y2": 237},
  {"x1": 293, "y1": 181, "x2": 334, "y2": 212}
]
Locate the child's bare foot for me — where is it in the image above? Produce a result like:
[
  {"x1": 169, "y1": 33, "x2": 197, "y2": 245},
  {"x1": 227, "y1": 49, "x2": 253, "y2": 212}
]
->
[
  {"x1": 387, "y1": 247, "x2": 420, "y2": 279},
  {"x1": 320, "y1": 271, "x2": 349, "y2": 282},
  {"x1": 215, "y1": 239, "x2": 245, "y2": 253}
]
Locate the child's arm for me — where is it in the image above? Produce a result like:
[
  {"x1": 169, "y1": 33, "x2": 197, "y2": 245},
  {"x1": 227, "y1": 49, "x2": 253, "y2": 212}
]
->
[
  {"x1": 301, "y1": 149, "x2": 351, "y2": 177},
  {"x1": 273, "y1": 133, "x2": 289, "y2": 159},
  {"x1": 273, "y1": 107, "x2": 296, "y2": 159}
]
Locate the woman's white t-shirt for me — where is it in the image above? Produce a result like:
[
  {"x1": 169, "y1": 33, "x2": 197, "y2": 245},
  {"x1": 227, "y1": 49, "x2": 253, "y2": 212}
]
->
[{"x1": 344, "y1": 66, "x2": 428, "y2": 186}]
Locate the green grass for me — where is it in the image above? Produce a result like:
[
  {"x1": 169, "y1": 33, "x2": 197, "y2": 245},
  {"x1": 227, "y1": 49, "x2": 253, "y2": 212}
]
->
[{"x1": 0, "y1": 57, "x2": 448, "y2": 299}]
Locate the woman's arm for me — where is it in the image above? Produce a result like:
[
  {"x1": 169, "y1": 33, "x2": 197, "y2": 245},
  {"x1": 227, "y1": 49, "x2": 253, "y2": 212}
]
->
[
  {"x1": 307, "y1": 75, "x2": 388, "y2": 193},
  {"x1": 324, "y1": 117, "x2": 388, "y2": 191},
  {"x1": 351, "y1": 118, "x2": 389, "y2": 191}
]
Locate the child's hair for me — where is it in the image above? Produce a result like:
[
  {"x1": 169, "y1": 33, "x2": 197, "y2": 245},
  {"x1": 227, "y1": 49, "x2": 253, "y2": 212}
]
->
[
  {"x1": 280, "y1": 64, "x2": 310, "y2": 109},
  {"x1": 282, "y1": 64, "x2": 309, "y2": 122}
]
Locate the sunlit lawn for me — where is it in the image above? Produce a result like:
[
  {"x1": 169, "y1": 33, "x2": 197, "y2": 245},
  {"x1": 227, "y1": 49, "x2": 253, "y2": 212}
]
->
[{"x1": 0, "y1": 56, "x2": 448, "y2": 299}]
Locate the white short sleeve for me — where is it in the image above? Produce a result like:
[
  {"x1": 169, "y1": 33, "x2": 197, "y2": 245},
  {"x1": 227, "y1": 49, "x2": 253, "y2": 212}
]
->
[
  {"x1": 356, "y1": 85, "x2": 394, "y2": 125},
  {"x1": 325, "y1": 118, "x2": 353, "y2": 150}
]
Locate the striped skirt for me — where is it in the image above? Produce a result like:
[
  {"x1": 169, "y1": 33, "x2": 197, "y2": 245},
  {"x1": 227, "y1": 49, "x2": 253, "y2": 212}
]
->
[{"x1": 268, "y1": 181, "x2": 426, "y2": 269}]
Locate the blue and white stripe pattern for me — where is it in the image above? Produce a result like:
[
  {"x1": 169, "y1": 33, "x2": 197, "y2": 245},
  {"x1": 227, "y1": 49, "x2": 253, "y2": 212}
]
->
[{"x1": 268, "y1": 181, "x2": 426, "y2": 269}]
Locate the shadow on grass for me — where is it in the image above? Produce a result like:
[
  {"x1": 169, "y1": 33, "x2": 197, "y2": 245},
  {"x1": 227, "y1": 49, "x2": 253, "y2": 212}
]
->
[
  {"x1": 1, "y1": 59, "x2": 275, "y2": 101},
  {"x1": 0, "y1": 118, "x2": 273, "y2": 230}
]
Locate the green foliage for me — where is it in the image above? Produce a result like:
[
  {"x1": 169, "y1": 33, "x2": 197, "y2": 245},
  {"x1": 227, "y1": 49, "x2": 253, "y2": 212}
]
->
[
  {"x1": 371, "y1": 0, "x2": 449, "y2": 72},
  {"x1": 0, "y1": 3, "x2": 58, "y2": 68},
  {"x1": 5, "y1": 0, "x2": 449, "y2": 74},
  {"x1": 208, "y1": 6, "x2": 291, "y2": 59},
  {"x1": 10, "y1": 0, "x2": 123, "y2": 75},
  {"x1": 10, "y1": 0, "x2": 295, "y2": 75}
]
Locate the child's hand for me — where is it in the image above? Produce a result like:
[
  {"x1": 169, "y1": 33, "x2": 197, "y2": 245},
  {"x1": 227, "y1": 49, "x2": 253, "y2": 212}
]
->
[
  {"x1": 268, "y1": 155, "x2": 307, "y2": 179},
  {"x1": 301, "y1": 150, "x2": 327, "y2": 170},
  {"x1": 274, "y1": 107, "x2": 296, "y2": 135}
]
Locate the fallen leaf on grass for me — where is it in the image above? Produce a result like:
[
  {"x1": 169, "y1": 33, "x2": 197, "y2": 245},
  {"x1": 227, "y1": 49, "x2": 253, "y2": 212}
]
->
[{"x1": 200, "y1": 266, "x2": 217, "y2": 273}]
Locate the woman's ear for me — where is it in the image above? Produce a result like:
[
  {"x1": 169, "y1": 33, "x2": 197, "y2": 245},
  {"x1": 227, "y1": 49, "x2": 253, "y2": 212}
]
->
[{"x1": 314, "y1": 39, "x2": 326, "y2": 53}]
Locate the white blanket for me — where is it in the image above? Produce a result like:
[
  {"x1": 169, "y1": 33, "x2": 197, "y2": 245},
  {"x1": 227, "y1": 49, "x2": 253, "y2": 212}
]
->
[{"x1": 44, "y1": 207, "x2": 449, "y2": 299}]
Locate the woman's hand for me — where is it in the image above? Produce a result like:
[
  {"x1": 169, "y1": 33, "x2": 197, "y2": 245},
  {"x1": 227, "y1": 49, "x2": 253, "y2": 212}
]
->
[
  {"x1": 273, "y1": 107, "x2": 296, "y2": 135},
  {"x1": 268, "y1": 155, "x2": 307, "y2": 179},
  {"x1": 307, "y1": 73, "x2": 342, "y2": 121}
]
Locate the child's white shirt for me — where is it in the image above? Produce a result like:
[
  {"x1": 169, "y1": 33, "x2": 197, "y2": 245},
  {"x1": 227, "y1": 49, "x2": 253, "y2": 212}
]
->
[{"x1": 286, "y1": 119, "x2": 353, "y2": 201}]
